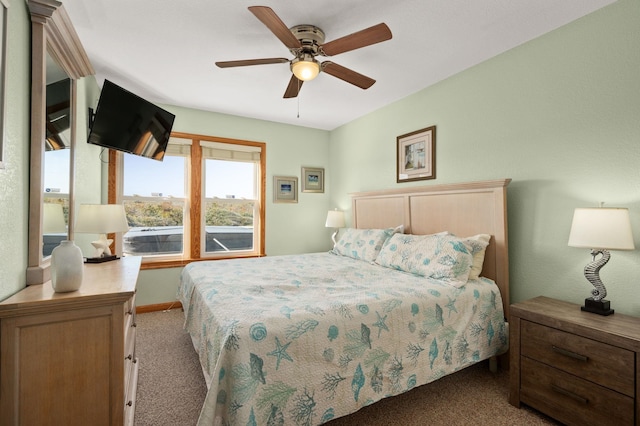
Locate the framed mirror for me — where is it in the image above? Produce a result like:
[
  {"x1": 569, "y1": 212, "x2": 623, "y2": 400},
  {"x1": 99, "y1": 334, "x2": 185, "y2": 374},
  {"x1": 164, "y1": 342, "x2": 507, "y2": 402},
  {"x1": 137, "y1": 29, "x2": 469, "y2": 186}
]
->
[{"x1": 27, "y1": 1, "x2": 93, "y2": 285}]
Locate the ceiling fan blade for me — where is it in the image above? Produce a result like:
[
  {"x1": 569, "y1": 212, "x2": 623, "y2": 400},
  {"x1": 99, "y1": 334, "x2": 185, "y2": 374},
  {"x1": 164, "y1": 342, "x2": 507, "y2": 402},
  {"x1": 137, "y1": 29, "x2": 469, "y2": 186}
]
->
[
  {"x1": 248, "y1": 6, "x2": 302, "y2": 50},
  {"x1": 321, "y1": 23, "x2": 392, "y2": 56},
  {"x1": 322, "y1": 62, "x2": 375, "y2": 89},
  {"x1": 283, "y1": 74, "x2": 303, "y2": 98},
  {"x1": 215, "y1": 58, "x2": 289, "y2": 68}
]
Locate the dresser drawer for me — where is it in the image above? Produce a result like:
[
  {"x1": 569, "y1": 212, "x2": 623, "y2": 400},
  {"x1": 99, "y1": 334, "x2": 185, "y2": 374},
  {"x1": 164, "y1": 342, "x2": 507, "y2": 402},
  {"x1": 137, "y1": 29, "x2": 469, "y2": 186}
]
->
[
  {"x1": 521, "y1": 357, "x2": 634, "y2": 426},
  {"x1": 521, "y1": 320, "x2": 634, "y2": 396}
]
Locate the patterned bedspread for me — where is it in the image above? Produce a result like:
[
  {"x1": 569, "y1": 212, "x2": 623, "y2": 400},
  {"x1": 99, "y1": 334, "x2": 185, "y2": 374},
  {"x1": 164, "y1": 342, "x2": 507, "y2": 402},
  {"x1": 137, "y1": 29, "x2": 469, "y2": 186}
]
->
[{"x1": 177, "y1": 252, "x2": 508, "y2": 426}]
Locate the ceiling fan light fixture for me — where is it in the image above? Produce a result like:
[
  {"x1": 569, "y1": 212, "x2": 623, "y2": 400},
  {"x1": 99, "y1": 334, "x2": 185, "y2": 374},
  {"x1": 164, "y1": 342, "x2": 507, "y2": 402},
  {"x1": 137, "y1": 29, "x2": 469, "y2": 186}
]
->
[{"x1": 291, "y1": 57, "x2": 320, "y2": 81}]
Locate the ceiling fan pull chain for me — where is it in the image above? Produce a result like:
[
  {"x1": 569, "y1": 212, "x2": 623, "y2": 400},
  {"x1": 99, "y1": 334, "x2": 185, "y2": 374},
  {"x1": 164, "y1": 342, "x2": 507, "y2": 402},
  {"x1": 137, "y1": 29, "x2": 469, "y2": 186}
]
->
[{"x1": 297, "y1": 79, "x2": 301, "y2": 118}]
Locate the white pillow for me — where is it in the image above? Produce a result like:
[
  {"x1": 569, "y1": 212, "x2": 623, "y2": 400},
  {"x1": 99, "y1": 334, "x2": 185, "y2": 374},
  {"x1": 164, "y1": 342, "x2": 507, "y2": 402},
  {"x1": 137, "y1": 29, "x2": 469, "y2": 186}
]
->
[{"x1": 464, "y1": 234, "x2": 491, "y2": 280}]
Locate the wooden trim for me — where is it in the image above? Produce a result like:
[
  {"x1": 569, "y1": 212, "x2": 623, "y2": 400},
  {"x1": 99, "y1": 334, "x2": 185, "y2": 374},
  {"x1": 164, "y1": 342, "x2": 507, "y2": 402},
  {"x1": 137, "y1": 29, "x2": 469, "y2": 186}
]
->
[
  {"x1": 108, "y1": 150, "x2": 117, "y2": 204},
  {"x1": 350, "y1": 178, "x2": 511, "y2": 198},
  {"x1": 258, "y1": 143, "x2": 266, "y2": 255},
  {"x1": 190, "y1": 140, "x2": 201, "y2": 259},
  {"x1": 136, "y1": 301, "x2": 183, "y2": 314},
  {"x1": 27, "y1": 18, "x2": 47, "y2": 284}
]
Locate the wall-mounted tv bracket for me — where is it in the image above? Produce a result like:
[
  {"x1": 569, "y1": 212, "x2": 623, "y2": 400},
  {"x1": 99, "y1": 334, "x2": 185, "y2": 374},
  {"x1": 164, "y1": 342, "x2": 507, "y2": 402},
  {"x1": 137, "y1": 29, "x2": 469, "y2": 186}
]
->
[{"x1": 87, "y1": 107, "x2": 95, "y2": 131}]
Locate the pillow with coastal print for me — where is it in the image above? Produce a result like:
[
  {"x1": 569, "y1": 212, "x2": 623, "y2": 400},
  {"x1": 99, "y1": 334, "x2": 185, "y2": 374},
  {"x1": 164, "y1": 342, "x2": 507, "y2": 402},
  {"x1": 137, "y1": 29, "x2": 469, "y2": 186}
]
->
[
  {"x1": 331, "y1": 227, "x2": 395, "y2": 263},
  {"x1": 375, "y1": 233, "x2": 476, "y2": 287}
]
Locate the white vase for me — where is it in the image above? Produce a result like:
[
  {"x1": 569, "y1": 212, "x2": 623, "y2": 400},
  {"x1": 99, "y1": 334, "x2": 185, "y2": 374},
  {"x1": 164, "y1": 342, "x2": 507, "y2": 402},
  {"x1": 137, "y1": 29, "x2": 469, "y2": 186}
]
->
[{"x1": 51, "y1": 240, "x2": 84, "y2": 292}]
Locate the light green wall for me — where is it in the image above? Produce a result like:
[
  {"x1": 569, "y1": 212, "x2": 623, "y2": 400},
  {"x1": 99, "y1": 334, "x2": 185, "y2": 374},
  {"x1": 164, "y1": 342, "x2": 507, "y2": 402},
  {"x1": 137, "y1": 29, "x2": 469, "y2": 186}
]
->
[
  {"x1": 330, "y1": 0, "x2": 640, "y2": 315},
  {"x1": 0, "y1": 1, "x2": 30, "y2": 301}
]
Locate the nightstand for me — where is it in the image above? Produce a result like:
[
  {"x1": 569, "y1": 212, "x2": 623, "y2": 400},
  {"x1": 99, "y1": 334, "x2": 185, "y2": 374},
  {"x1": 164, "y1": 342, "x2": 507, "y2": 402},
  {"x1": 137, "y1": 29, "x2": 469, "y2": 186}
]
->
[{"x1": 509, "y1": 296, "x2": 640, "y2": 426}]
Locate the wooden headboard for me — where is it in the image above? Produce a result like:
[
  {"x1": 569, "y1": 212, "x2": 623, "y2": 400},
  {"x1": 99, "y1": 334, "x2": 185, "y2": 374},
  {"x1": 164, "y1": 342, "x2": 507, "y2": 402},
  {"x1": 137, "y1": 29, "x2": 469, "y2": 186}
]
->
[{"x1": 351, "y1": 179, "x2": 511, "y2": 320}]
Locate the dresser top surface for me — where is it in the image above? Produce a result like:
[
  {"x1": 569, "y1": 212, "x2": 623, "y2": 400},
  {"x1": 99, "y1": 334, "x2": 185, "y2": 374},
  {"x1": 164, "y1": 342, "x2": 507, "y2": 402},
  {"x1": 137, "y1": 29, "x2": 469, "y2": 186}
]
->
[{"x1": 0, "y1": 256, "x2": 141, "y2": 316}]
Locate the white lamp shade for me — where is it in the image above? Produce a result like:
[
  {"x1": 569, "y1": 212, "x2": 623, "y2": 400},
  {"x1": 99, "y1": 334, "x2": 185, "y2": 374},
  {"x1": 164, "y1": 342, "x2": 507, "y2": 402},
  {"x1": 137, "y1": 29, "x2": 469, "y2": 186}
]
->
[
  {"x1": 43, "y1": 203, "x2": 67, "y2": 234},
  {"x1": 568, "y1": 207, "x2": 635, "y2": 250},
  {"x1": 325, "y1": 210, "x2": 346, "y2": 228},
  {"x1": 75, "y1": 204, "x2": 129, "y2": 234}
]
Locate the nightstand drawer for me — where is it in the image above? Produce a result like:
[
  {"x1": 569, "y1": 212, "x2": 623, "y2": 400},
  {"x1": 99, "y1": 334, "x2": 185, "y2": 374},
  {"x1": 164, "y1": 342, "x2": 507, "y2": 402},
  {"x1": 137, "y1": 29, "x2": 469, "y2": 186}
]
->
[
  {"x1": 521, "y1": 357, "x2": 634, "y2": 426},
  {"x1": 521, "y1": 320, "x2": 634, "y2": 396}
]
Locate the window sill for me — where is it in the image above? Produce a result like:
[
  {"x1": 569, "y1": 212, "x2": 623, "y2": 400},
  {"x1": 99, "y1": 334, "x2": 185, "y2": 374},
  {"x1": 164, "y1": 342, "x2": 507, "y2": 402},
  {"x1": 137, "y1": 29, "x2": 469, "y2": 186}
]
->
[{"x1": 138, "y1": 253, "x2": 266, "y2": 270}]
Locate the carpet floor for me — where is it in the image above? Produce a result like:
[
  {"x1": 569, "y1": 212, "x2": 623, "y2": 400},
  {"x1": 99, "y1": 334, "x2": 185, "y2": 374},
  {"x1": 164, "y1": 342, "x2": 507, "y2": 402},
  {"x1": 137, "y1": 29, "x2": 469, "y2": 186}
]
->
[{"x1": 134, "y1": 309, "x2": 560, "y2": 426}]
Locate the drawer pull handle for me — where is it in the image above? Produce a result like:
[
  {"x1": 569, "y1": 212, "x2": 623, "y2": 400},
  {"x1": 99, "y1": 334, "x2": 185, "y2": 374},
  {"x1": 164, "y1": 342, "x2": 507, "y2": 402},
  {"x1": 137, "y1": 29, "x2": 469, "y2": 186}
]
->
[
  {"x1": 551, "y1": 345, "x2": 588, "y2": 362},
  {"x1": 126, "y1": 400, "x2": 133, "y2": 407},
  {"x1": 551, "y1": 384, "x2": 589, "y2": 405}
]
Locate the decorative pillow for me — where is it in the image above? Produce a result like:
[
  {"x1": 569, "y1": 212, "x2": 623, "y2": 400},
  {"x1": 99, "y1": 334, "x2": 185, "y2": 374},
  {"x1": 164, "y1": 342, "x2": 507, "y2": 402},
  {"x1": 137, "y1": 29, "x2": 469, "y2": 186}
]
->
[
  {"x1": 375, "y1": 233, "x2": 477, "y2": 287},
  {"x1": 331, "y1": 228, "x2": 395, "y2": 262},
  {"x1": 465, "y1": 234, "x2": 491, "y2": 280}
]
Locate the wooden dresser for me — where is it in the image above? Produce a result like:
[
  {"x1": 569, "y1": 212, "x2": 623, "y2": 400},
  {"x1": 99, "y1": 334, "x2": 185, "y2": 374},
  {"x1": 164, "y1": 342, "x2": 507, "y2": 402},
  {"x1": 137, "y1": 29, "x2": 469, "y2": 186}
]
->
[
  {"x1": 509, "y1": 296, "x2": 640, "y2": 426},
  {"x1": 0, "y1": 256, "x2": 141, "y2": 426}
]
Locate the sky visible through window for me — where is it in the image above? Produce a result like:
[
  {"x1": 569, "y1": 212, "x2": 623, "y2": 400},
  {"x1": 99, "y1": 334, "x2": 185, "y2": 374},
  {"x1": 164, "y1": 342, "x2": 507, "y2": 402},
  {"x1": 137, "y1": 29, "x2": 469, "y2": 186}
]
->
[
  {"x1": 44, "y1": 149, "x2": 70, "y2": 193},
  {"x1": 123, "y1": 154, "x2": 255, "y2": 199}
]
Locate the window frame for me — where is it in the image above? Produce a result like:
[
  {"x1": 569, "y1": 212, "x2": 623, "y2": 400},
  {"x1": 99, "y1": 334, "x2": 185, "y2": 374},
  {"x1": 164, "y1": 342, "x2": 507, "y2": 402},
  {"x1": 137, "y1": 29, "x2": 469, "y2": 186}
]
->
[{"x1": 109, "y1": 131, "x2": 266, "y2": 269}]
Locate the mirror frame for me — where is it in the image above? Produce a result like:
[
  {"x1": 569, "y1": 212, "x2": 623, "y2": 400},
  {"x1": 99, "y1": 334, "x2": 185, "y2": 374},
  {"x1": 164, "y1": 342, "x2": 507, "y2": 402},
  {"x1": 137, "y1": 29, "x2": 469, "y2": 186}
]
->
[{"x1": 27, "y1": 0, "x2": 93, "y2": 285}]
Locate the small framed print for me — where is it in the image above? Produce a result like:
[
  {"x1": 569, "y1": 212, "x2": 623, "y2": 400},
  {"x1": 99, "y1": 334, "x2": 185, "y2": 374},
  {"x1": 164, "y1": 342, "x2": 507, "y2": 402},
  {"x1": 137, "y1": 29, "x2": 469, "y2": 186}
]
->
[
  {"x1": 397, "y1": 126, "x2": 436, "y2": 183},
  {"x1": 273, "y1": 176, "x2": 298, "y2": 203},
  {"x1": 301, "y1": 167, "x2": 324, "y2": 193}
]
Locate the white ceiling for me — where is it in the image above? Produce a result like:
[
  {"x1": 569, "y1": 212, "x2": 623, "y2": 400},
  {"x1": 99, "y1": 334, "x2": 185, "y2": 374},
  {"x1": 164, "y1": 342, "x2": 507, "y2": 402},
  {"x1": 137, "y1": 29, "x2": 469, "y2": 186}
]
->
[{"x1": 62, "y1": 0, "x2": 616, "y2": 131}]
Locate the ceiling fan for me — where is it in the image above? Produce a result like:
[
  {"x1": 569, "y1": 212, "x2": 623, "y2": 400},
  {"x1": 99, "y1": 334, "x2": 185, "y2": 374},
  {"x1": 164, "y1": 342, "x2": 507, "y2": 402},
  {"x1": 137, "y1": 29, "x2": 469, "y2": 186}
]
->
[{"x1": 215, "y1": 6, "x2": 393, "y2": 98}]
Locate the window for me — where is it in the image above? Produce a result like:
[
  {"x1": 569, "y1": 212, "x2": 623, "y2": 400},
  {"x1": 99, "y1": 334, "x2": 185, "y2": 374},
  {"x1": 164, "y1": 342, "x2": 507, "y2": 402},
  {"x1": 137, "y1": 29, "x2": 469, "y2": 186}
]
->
[{"x1": 110, "y1": 132, "x2": 265, "y2": 267}]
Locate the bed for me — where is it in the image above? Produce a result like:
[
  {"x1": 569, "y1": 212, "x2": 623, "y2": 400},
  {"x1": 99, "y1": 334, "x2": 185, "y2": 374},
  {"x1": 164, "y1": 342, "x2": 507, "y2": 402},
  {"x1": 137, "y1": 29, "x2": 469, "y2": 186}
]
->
[{"x1": 177, "y1": 179, "x2": 511, "y2": 425}]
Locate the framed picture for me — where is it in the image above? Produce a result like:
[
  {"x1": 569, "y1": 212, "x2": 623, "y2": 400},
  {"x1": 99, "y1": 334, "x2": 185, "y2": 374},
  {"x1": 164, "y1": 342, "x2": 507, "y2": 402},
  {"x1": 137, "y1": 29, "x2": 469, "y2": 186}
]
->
[
  {"x1": 273, "y1": 176, "x2": 298, "y2": 203},
  {"x1": 301, "y1": 167, "x2": 324, "y2": 193},
  {"x1": 396, "y1": 126, "x2": 436, "y2": 183},
  {"x1": 0, "y1": 0, "x2": 9, "y2": 169}
]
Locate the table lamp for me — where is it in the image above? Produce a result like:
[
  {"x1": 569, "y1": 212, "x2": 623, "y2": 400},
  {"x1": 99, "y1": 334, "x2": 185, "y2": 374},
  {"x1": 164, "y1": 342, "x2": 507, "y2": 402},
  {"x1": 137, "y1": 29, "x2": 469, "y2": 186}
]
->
[
  {"x1": 568, "y1": 207, "x2": 635, "y2": 315},
  {"x1": 325, "y1": 209, "x2": 345, "y2": 246},
  {"x1": 75, "y1": 204, "x2": 129, "y2": 263}
]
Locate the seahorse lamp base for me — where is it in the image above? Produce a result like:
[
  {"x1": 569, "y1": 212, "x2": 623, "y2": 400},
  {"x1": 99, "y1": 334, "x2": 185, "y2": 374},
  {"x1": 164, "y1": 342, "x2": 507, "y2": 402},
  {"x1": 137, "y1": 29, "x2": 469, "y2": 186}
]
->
[{"x1": 581, "y1": 297, "x2": 614, "y2": 316}]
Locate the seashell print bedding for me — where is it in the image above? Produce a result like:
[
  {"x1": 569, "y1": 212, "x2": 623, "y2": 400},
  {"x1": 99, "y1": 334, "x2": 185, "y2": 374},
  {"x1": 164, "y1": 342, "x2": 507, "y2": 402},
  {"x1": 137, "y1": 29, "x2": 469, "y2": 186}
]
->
[{"x1": 177, "y1": 252, "x2": 508, "y2": 425}]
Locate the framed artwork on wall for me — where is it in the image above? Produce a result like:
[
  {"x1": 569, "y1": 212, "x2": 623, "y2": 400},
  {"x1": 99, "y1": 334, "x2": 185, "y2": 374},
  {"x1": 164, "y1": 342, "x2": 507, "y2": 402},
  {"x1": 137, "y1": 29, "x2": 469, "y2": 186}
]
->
[
  {"x1": 396, "y1": 126, "x2": 436, "y2": 183},
  {"x1": 273, "y1": 175, "x2": 298, "y2": 203},
  {"x1": 301, "y1": 167, "x2": 324, "y2": 193},
  {"x1": 0, "y1": 0, "x2": 9, "y2": 169}
]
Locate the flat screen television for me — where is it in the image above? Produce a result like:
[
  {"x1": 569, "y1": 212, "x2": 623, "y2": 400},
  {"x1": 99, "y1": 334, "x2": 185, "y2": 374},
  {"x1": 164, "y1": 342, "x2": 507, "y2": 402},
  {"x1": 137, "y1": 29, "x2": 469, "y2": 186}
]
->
[{"x1": 87, "y1": 79, "x2": 175, "y2": 161}]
